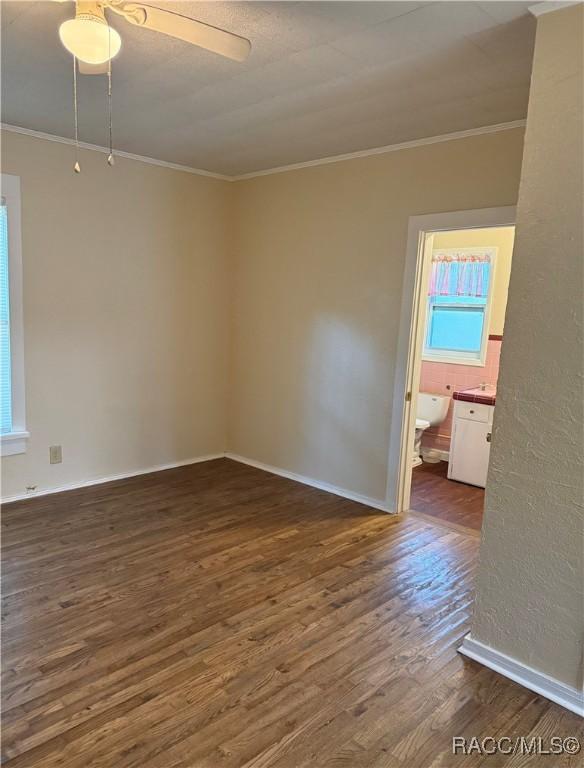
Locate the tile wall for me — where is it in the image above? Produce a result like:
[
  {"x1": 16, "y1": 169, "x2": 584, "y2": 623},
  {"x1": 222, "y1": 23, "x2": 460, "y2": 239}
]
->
[{"x1": 418, "y1": 337, "x2": 502, "y2": 453}]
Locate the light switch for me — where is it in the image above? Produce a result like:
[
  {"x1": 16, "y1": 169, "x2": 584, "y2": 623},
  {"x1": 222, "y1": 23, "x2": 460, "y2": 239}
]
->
[{"x1": 49, "y1": 445, "x2": 62, "y2": 464}]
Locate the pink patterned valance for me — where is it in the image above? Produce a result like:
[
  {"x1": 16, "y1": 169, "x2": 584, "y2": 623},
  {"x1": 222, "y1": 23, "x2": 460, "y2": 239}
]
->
[{"x1": 429, "y1": 251, "x2": 492, "y2": 298}]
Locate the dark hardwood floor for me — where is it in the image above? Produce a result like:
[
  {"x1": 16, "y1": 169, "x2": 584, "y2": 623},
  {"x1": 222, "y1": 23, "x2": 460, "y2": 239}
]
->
[
  {"x1": 2, "y1": 458, "x2": 581, "y2": 767},
  {"x1": 410, "y1": 461, "x2": 485, "y2": 532}
]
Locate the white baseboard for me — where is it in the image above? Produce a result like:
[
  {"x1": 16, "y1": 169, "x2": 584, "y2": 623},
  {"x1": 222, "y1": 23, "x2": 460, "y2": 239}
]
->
[
  {"x1": 459, "y1": 634, "x2": 584, "y2": 717},
  {"x1": 225, "y1": 452, "x2": 392, "y2": 513},
  {"x1": 2, "y1": 452, "x2": 393, "y2": 513},
  {"x1": 1, "y1": 453, "x2": 225, "y2": 504}
]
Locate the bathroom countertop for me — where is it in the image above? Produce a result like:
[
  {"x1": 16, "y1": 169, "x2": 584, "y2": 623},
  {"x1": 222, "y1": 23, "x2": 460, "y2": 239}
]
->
[{"x1": 453, "y1": 386, "x2": 496, "y2": 406}]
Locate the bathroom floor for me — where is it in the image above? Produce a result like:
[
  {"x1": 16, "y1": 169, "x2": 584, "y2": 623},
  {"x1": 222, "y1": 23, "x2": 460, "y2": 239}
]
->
[{"x1": 410, "y1": 461, "x2": 484, "y2": 531}]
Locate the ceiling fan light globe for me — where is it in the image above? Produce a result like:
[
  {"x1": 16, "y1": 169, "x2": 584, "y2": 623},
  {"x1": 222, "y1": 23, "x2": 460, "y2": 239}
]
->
[{"x1": 59, "y1": 17, "x2": 121, "y2": 65}]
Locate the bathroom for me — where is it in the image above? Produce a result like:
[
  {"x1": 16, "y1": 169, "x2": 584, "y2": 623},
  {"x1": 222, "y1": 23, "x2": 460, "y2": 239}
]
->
[{"x1": 410, "y1": 225, "x2": 515, "y2": 530}]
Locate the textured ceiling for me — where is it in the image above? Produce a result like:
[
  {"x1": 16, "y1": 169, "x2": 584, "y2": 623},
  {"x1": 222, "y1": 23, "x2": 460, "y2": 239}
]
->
[{"x1": 1, "y1": 1, "x2": 535, "y2": 176}]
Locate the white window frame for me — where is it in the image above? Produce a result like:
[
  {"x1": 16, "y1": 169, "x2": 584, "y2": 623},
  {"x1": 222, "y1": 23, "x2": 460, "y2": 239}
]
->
[
  {"x1": 1, "y1": 174, "x2": 28, "y2": 456},
  {"x1": 421, "y1": 246, "x2": 497, "y2": 367}
]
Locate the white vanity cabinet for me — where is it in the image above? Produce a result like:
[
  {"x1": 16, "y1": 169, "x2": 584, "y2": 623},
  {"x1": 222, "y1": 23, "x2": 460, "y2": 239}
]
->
[{"x1": 448, "y1": 400, "x2": 494, "y2": 488}]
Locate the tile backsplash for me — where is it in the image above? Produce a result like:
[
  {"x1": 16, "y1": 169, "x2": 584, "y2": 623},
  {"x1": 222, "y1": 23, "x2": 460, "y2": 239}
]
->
[{"x1": 418, "y1": 337, "x2": 502, "y2": 453}]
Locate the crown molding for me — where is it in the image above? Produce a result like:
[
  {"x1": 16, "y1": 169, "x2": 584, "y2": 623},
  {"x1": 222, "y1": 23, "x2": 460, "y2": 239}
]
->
[
  {"x1": 232, "y1": 120, "x2": 527, "y2": 181},
  {"x1": 0, "y1": 123, "x2": 231, "y2": 181},
  {"x1": 529, "y1": 1, "x2": 582, "y2": 17},
  {"x1": 2, "y1": 119, "x2": 527, "y2": 182}
]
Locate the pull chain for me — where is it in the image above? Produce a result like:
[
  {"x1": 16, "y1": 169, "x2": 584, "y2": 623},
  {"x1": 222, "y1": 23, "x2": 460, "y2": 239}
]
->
[
  {"x1": 73, "y1": 56, "x2": 81, "y2": 173},
  {"x1": 107, "y1": 28, "x2": 114, "y2": 166}
]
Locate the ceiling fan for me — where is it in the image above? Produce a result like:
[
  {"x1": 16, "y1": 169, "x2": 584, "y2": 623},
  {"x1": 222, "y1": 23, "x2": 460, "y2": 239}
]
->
[
  {"x1": 51, "y1": 2, "x2": 251, "y2": 173},
  {"x1": 56, "y1": 0, "x2": 252, "y2": 74}
]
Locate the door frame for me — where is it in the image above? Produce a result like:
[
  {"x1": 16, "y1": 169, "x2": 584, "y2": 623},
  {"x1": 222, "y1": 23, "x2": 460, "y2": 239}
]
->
[{"x1": 385, "y1": 206, "x2": 516, "y2": 515}]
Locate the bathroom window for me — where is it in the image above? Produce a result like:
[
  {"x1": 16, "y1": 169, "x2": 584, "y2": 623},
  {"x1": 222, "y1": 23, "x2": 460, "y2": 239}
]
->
[{"x1": 423, "y1": 248, "x2": 496, "y2": 366}]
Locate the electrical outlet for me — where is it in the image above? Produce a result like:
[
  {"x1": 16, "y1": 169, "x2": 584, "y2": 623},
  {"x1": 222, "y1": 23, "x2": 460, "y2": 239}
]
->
[{"x1": 49, "y1": 445, "x2": 62, "y2": 464}]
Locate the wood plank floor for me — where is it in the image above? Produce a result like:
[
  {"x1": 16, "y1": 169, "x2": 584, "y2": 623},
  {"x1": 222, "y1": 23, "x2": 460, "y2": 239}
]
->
[
  {"x1": 410, "y1": 461, "x2": 485, "y2": 532},
  {"x1": 2, "y1": 458, "x2": 581, "y2": 767}
]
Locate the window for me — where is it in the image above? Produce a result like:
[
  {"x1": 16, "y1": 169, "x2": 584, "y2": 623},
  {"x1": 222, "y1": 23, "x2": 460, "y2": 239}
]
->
[
  {"x1": 1, "y1": 175, "x2": 27, "y2": 456},
  {"x1": 423, "y1": 247, "x2": 496, "y2": 366}
]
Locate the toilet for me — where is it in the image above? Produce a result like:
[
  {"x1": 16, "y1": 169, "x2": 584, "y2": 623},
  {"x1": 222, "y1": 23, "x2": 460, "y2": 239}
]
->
[{"x1": 413, "y1": 392, "x2": 450, "y2": 467}]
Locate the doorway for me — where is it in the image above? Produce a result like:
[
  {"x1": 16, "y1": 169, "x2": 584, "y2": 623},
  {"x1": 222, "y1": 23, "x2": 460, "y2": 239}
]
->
[{"x1": 386, "y1": 207, "x2": 516, "y2": 525}]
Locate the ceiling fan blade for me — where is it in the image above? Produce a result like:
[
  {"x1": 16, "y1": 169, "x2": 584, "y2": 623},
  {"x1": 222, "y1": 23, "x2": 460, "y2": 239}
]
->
[
  {"x1": 78, "y1": 60, "x2": 109, "y2": 75},
  {"x1": 108, "y1": 3, "x2": 251, "y2": 62}
]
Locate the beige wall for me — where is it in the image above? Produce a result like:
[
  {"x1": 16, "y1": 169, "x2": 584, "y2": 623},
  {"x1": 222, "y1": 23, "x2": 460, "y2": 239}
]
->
[
  {"x1": 1, "y1": 131, "x2": 231, "y2": 498},
  {"x1": 1, "y1": 128, "x2": 526, "y2": 505},
  {"x1": 432, "y1": 225, "x2": 515, "y2": 336},
  {"x1": 471, "y1": 5, "x2": 583, "y2": 689},
  {"x1": 230, "y1": 129, "x2": 525, "y2": 502}
]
